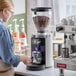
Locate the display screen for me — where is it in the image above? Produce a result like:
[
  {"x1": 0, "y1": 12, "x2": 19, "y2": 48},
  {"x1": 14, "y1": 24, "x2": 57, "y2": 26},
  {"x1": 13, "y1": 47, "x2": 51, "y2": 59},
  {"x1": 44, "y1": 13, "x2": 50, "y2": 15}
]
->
[{"x1": 31, "y1": 38, "x2": 45, "y2": 65}]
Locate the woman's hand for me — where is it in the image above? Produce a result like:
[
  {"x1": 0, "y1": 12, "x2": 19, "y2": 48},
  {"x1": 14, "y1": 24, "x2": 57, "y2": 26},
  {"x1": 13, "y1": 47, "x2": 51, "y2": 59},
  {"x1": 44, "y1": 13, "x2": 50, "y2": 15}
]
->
[{"x1": 20, "y1": 55, "x2": 31, "y2": 64}]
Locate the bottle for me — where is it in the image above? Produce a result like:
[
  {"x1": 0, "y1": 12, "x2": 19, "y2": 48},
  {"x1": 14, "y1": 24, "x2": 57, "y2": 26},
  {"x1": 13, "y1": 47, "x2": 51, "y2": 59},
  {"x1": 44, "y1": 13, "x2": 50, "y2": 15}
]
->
[
  {"x1": 13, "y1": 19, "x2": 21, "y2": 55},
  {"x1": 20, "y1": 19, "x2": 27, "y2": 55}
]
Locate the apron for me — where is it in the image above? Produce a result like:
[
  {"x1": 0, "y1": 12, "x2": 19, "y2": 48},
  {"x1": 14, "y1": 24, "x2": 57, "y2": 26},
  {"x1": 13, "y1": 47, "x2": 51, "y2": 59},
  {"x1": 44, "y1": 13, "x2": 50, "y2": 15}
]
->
[{"x1": 0, "y1": 60, "x2": 14, "y2": 76}]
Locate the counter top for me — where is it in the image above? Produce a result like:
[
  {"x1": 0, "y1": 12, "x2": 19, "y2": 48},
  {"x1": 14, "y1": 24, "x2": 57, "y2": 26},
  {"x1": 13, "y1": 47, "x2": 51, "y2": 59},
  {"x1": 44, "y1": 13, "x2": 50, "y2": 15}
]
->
[{"x1": 15, "y1": 62, "x2": 76, "y2": 76}]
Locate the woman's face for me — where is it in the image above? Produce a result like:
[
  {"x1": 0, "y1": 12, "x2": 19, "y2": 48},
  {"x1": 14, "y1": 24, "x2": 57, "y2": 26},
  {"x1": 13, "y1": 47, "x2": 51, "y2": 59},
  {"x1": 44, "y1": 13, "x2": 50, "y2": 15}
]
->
[{"x1": 2, "y1": 8, "x2": 14, "y2": 22}]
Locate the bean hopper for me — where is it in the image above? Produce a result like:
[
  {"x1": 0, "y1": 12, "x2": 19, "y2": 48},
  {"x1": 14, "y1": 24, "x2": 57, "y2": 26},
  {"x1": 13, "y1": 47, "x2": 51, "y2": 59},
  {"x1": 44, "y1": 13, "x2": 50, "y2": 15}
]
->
[{"x1": 27, "y1": 7, "x2": 53, "y2": 71}]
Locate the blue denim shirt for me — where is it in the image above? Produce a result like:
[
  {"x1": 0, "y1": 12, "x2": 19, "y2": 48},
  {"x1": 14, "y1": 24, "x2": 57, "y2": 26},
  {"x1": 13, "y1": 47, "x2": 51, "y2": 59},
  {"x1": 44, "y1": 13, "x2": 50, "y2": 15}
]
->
[{"x1": 0, "y1": 20, "x2": 21, "y2": 67}]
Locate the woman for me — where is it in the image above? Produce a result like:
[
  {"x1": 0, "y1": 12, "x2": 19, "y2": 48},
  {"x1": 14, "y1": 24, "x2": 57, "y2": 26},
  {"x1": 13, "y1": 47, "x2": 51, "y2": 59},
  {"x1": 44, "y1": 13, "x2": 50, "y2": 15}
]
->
[{"x1": 0, "y1": 0, "x2": 31, "y2": 76}]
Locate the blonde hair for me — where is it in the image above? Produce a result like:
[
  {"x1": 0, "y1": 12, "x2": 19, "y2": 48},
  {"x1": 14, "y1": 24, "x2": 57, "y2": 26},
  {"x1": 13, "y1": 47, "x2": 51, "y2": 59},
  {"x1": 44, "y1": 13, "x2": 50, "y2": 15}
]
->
[{"x1": 0, "y1": 0, "x2": 14, "y2": 11}]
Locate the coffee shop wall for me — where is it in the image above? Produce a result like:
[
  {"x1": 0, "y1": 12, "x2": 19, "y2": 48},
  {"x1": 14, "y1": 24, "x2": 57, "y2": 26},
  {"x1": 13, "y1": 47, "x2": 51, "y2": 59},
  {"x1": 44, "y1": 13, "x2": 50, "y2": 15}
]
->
[{"x1": 8, "y1": 0, "x2": 27, "y2": 35}]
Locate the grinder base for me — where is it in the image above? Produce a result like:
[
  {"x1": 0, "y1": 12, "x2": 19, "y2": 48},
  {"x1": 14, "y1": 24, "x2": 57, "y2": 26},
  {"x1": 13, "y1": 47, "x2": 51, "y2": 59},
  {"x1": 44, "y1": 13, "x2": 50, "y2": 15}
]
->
[{"x1": 27, "y1": 64, "x2": 45, "y2": 71}]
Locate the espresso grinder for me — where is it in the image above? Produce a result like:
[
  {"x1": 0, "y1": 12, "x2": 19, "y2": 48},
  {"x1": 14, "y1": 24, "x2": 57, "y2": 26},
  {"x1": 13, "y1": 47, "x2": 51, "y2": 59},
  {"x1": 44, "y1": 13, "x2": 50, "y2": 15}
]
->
[{"x1": 27, "y1": 7, "x2": 53, "y2": 71}]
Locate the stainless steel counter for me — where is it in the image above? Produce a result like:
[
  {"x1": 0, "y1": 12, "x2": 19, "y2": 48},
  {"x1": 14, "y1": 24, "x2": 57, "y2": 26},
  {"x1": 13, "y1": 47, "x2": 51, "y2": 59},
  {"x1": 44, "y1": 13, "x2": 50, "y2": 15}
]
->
[{"x1": 14, "y1": 62, "x2": 76, "y2": 76}]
